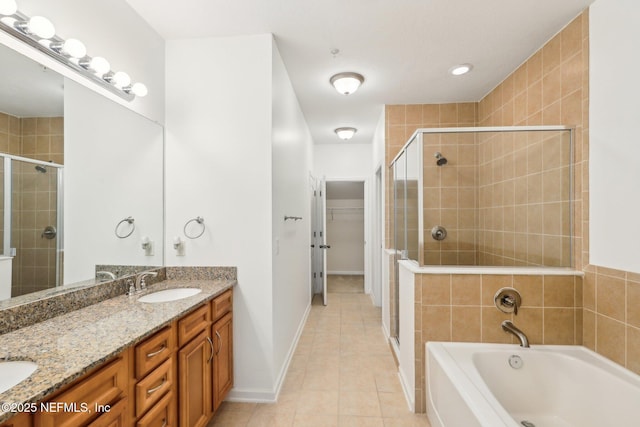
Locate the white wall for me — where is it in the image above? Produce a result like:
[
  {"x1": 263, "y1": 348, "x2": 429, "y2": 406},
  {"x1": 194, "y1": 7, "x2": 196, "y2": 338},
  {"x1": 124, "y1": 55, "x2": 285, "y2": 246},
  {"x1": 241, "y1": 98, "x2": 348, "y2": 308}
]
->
[
  {"x1": 398, "y1": 261, "x2": 416, "y2": 411},
  {"x1": 270, "y1": 40, "x2": 313, "y2": 388},
  {"x1": 165, "y1": 34, "x2": 275, "y2": 395},
  {"x1": 17, "y1": 0, "x2": 165, "y2": 123},
  {"x1": 372, "y1": 109, "x2": 386, "y2": 307},
  {"x1": 589, "y1": 0, "x2": 640, "y2": 274},
  {"x1": 326, "y1": 199, "x2": 365, "y2": 274},
  {"x1": 314, "y1": 143, "x2": 373, "y2": 178},
  {"x1": 64, "y1": 80, "x2": 164, "y2": 284}
]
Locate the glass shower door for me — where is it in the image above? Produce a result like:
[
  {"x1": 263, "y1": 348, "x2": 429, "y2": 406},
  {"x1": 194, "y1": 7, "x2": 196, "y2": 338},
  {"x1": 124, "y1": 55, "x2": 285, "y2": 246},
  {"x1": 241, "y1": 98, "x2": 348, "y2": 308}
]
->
[{"x1": 7, "y1": 158, "x2": 62, "y2": 297}]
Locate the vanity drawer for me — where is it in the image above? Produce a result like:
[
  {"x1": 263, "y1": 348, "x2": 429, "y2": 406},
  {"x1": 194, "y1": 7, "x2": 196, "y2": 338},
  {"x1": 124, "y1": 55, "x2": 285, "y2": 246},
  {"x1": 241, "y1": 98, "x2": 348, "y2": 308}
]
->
[
  {"x1": 36, "y1": 355, "x2": 127, "y2": 427},
  {"x1": 86, "y1": 397, "x2": 127, "y2": 427},
  {"x1": 135, "y1": 391, "x2": 175, "y2": 427},
  {"x1": 178, "y1": 304, "x2": 210, "y2": 347},
  {"x1": 135, "y1": 357, "x2": 173, "y2": 417},
  {"x1": 135, "y1": 327, "x2": 174, "y2": 379},
  {"x1": 212, "y1": 289, "x2": 233, "y2": 321}
]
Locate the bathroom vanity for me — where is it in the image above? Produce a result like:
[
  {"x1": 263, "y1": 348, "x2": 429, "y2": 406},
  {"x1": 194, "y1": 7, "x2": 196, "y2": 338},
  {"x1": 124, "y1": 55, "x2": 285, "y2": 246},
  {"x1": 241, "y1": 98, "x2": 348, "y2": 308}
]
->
[{"x1": 0, "y1": 271, "x2": 235, "y2": 427}]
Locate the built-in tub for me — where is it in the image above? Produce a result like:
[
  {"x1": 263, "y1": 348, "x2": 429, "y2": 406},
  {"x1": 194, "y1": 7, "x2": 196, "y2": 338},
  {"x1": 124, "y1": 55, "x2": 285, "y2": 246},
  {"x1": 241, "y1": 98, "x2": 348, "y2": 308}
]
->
[{"x1": 426, "y1": 342, "x2": 640, "y2": 427}]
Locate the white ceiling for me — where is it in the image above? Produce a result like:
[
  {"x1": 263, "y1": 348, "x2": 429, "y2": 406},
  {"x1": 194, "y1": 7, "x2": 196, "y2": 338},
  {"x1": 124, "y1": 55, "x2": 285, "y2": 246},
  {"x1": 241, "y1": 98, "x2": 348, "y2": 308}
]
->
[{"x1": 124, "y1": 0, "x2": 595, "y2": 145}]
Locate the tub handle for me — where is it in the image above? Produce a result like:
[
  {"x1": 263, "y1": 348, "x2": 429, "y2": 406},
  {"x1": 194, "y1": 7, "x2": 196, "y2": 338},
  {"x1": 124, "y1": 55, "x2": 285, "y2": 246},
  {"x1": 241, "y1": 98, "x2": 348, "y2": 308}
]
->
[{"x1": 494, "y1": 287, "x2": 522, "y2": 315}]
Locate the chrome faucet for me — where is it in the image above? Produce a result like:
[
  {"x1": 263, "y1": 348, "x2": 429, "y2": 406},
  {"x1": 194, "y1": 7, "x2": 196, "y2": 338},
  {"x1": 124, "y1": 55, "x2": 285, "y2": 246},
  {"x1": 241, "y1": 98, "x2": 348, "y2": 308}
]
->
[
  {"x1": 135, "y1": 271, "x2": 158, "y2": 292},
  {"x1": 501, "y1": 320, "x2": 530, "y2": 348},
  {"x1": 96, "y1": 271, "x2": 116, "y2": 281}
]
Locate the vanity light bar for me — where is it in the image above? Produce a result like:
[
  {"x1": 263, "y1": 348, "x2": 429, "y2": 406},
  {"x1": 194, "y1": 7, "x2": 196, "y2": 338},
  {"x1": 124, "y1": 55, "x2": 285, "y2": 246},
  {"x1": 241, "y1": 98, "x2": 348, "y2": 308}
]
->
[{"x1": 0, "y1": 8, "x2": 147, "y2": 101}]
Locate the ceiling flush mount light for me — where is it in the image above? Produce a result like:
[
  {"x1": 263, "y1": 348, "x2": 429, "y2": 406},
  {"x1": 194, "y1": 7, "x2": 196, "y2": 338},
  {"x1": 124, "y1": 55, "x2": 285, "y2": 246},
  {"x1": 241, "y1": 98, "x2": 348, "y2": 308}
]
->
[
  {"x1": 330, "y1": 72, "x2": 364, "y2": 95},
  {"x1": 449, "y1": 63, "x2": 473, "y2": 76},
  {"x1": 335, "y1": 127, "x2": 357, "y2": 140},
  {"x1": 0, "y1": 6, "x2": 147, "y2": 100}
]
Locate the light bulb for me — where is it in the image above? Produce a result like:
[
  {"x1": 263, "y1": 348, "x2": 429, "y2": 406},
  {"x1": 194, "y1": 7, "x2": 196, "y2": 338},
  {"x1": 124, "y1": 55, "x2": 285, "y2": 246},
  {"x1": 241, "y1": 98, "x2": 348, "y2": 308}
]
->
[
  {"x1": 112, "y1": 71, "x2": 131, "y2": 88},
  {"x1": 62, "y1": 38, "x2": 86, "y2": 59},
  {"x1": 89, "y1": 56, "x2": 110, "y2": 75},
  {"x1": 28, "y1": 16, "x2": 55, "y2": 39},
  {"x1": 0, "y1": 0, "x2": 17, "y2": 15},
  {"x1": 130, "y1": 82, "x2": 148, "y2": 97}
]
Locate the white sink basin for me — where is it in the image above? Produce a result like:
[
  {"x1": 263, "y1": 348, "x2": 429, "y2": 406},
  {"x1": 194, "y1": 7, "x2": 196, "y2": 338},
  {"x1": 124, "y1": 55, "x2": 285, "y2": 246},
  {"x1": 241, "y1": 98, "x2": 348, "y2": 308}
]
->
[
  {"x1": 0, "y1": 360, "x2": 38, "y2": 394},
  {"x1": 138, "y1": 288, "x2": 202, "y2": 303}
]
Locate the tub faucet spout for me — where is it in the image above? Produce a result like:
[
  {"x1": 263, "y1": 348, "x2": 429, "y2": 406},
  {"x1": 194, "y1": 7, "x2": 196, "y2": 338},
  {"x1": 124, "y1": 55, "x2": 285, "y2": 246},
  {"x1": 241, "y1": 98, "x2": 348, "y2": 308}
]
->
[{"x1": 501, "y1": 320, "x2": 529, "y2": 348}]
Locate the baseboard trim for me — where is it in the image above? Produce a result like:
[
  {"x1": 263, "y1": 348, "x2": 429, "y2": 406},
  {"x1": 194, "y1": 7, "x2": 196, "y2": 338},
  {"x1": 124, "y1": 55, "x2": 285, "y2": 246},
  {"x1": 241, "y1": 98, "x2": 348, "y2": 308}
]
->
[{"x1": 225, "y1": 302, "x2": 311, "y2": 404}]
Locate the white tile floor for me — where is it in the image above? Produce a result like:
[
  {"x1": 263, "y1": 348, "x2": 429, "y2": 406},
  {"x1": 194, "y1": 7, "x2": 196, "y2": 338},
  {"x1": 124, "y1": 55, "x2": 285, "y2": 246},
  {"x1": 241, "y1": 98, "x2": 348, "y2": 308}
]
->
[{"x1": 208, "y1": 276, "x2": 430, "y2": 427}]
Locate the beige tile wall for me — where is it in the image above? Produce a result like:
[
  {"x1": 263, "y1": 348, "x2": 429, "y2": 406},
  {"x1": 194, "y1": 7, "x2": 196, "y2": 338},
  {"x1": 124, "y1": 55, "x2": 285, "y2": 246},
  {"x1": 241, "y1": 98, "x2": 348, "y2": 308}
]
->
[
  {"x1": 385, "y1": 103, "x2": 477, "y2": 257},
  {"x1": 386, "y1": 9, "x2": 640, "y2": 411},
  {"x1": 0, "y1": 113, "x2": 64, "y2": 297},
  {"x1": 476, "y1": 129, "x2": 572, "y2": 267},
  {"x1": 413, "y1": 272, "x2": 581, "y2": 412}
]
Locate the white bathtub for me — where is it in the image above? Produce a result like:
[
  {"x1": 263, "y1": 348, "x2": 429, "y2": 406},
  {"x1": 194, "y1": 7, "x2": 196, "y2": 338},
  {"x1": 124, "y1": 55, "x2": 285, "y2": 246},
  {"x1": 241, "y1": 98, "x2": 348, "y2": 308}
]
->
[{"x1": 426, "y1": 342, "x2": 640, "y2": 427}]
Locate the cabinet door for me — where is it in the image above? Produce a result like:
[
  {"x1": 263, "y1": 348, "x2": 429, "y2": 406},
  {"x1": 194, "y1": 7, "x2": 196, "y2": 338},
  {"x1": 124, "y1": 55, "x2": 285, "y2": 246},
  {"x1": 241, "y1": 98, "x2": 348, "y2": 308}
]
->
[
  {"x1": 212, "y1": 312, "x2": 233, "y2": 413},
  {"x1": 178, "y1": 330, "x2": 212, "y2": 427},
  {"x1": 0, "y1": 412, "x2": 32, "y2": 427}
]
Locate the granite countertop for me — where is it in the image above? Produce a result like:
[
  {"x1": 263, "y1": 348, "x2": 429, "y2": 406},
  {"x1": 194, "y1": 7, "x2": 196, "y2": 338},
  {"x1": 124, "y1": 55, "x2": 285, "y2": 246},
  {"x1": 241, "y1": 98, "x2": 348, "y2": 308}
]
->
[{"x1": 0, "y1": 278, "x2": 236, "y2": 423}]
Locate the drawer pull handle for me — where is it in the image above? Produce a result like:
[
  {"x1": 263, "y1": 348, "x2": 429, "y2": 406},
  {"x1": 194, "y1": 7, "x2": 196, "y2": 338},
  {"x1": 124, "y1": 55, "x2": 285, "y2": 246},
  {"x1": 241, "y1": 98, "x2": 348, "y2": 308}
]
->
[
  {"x1": 147, "y1": 377, "x2": 166, "y2": 395},
  {"x1": 146, "y1": 344, "x2": 166, "y2": 358},
  {"x1": 215, "y1": 331, "x2": 222, "y2": 355},
  {"x1": 206, "y1": 336, "x2": 214, "y2": 364}
]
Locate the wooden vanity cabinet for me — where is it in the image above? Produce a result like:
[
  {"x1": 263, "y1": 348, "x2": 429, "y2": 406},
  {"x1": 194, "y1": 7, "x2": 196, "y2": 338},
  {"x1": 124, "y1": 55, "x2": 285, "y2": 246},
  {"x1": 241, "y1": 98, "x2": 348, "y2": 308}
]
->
[
  {"x1": 211, "y1": 291, "x2": 233, "y2": 413},
  {"x1": 3, "y1": 287, "x2": 233, "y2": 427},
  {"x1": 130, "y1": 326, "x2": 177, "y2": 427},
  {"x1": 177, "y1": 304, "x2": 212, "y2": 427}
]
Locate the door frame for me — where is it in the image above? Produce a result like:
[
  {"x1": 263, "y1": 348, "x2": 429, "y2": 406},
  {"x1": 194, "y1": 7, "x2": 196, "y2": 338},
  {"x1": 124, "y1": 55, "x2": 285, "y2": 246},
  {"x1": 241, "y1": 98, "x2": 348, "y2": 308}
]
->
[{"x1": 323, "y1": 176, "x2": 371, "y2": 296}]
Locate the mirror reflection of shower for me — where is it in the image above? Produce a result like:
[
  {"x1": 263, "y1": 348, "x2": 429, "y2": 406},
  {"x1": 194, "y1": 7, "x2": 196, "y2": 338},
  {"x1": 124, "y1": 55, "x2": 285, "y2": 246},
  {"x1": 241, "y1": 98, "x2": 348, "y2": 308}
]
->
[
  {"x1": 434, "y1": 151, "x2": 448, "y2": 166},
  {"x1": 0, "y1": 154, "x2": 64, "y2": 300}
]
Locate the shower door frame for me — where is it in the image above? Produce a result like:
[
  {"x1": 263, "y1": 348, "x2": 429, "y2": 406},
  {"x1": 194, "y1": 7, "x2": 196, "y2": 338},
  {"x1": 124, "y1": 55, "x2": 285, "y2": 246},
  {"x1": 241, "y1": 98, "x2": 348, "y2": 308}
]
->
[
  {"x1": 391, "y1": 125, "x2": 574, "y2": 268},
  {"x1": 1, "y1": 153, "x2": 64, "y2": 288}
]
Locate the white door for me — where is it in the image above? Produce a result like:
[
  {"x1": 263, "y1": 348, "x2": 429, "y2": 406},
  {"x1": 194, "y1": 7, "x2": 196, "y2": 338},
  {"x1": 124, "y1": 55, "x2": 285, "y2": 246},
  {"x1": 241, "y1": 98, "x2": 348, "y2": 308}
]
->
[{"x1": 319, "y1": 178, "x2": 329, "y2": 305}]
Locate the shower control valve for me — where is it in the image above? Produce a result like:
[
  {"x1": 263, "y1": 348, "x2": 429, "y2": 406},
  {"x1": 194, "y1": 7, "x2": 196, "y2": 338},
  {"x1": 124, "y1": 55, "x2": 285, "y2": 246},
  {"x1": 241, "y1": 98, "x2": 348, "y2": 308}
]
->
[
  {"x1": 494, "y1": 287, "x2": 522, "y2": 315},
  {"x1": 431, "y1": 225, "x2": 447, "y2": 241}
]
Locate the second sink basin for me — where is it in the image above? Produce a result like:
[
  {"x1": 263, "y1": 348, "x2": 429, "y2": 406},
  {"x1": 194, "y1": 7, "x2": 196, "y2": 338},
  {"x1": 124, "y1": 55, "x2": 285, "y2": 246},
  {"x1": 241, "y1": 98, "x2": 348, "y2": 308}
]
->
[
  {"x1": 138, "y1": 288, "x2": 202, "y2": 303},
  {"x1": 0, "y1": 360, "x2": 38, "y2": 394}
]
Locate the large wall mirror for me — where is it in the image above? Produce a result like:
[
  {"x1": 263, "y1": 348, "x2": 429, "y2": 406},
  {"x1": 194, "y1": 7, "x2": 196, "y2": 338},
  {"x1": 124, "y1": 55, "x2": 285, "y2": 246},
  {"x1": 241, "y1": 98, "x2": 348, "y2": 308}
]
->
[{"x1": 0, "y1": 42, "x2": 164, "y2": 304}]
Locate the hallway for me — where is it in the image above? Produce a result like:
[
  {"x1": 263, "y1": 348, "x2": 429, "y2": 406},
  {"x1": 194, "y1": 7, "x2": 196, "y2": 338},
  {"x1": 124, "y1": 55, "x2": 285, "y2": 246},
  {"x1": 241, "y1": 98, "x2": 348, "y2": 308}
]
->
[{"x1": 208, "y1": 279, "x2": 430, "y2": 426}]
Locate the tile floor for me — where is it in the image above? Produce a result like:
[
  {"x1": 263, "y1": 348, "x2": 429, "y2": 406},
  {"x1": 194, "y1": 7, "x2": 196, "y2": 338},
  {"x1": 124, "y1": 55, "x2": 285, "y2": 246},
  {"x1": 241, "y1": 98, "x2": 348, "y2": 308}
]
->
[{"x1": 208, "y1": 276, "x2": 431, "y2": 426}]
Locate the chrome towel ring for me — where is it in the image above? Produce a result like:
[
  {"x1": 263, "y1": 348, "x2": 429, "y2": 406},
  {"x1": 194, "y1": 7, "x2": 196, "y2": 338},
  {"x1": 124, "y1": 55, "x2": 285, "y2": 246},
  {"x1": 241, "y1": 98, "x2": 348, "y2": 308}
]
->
[
  {"x1": 184, "y1": 216, "x2": 205, "y2": 239},
  {"x1": 115, "y1": 216, "x2": 135, "y2": 239}
]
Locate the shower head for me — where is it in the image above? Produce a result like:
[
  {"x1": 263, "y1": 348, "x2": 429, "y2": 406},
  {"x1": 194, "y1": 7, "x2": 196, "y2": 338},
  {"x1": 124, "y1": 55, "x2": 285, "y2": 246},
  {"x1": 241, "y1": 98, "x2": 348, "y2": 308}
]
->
[
  {"x1": 434, "y1": 152, "x2": 448, "y2": 166},
  {"x1": 35, "y1": 165, "x2": 47, "y2": 173}
]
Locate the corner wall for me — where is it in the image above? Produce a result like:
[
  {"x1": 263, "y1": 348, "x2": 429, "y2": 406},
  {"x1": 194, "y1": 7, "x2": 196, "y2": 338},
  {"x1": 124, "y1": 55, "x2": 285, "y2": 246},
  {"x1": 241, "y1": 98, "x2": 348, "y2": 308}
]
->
[
  {"x1": 165, "y1": 34, "x2": 276, "y2": 395},
  {"x1": 271, "y1": 40, "x2": 313, "y2": 389}
]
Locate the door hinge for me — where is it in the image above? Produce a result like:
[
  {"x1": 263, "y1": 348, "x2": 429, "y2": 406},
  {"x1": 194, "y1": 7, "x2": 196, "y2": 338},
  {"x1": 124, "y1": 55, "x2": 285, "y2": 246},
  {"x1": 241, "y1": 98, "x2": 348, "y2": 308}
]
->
[{"x1": 320, "y1": 272, "x2": 323, "y2": 278}]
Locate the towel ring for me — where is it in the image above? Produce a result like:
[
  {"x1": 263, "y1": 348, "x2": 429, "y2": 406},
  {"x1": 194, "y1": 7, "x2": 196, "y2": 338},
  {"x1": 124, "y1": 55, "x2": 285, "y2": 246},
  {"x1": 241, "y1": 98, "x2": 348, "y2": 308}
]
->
[
  {"x1": 184, "y1": 216, "x2": 205, "y2": 239},
  {"x1": 115, "y1": 216, "x2": 135, "y2": 239}
]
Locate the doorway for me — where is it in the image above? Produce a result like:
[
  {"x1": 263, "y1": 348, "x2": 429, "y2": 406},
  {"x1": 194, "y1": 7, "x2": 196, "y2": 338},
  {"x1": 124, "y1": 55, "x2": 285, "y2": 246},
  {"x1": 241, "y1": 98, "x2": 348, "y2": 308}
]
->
[{"x1": 325, "y1": 181, "x2": 365, "y2": 294}]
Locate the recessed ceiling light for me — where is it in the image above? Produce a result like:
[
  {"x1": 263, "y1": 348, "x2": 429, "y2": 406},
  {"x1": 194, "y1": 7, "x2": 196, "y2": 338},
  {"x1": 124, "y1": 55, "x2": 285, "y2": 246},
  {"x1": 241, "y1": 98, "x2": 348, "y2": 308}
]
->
[
  {"x1": 335, "y1": 127, "x2": 357, "y2": 140},
  {"x1": 449, "y1": 63, "x2": 473, "y2": 76},
  {"x1": 330, "y1": 72, "x2": 364, "y2": 95}
]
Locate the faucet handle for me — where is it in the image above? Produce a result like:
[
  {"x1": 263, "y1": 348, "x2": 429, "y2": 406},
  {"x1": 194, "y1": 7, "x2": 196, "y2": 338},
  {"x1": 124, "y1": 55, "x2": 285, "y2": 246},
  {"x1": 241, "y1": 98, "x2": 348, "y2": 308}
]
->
[
  {"x1": 494, "y1": 287, "x2": 522, "y2": 315},
  {"x1": 125, "y1": 279, "x2": 136, "y2": 296}
]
